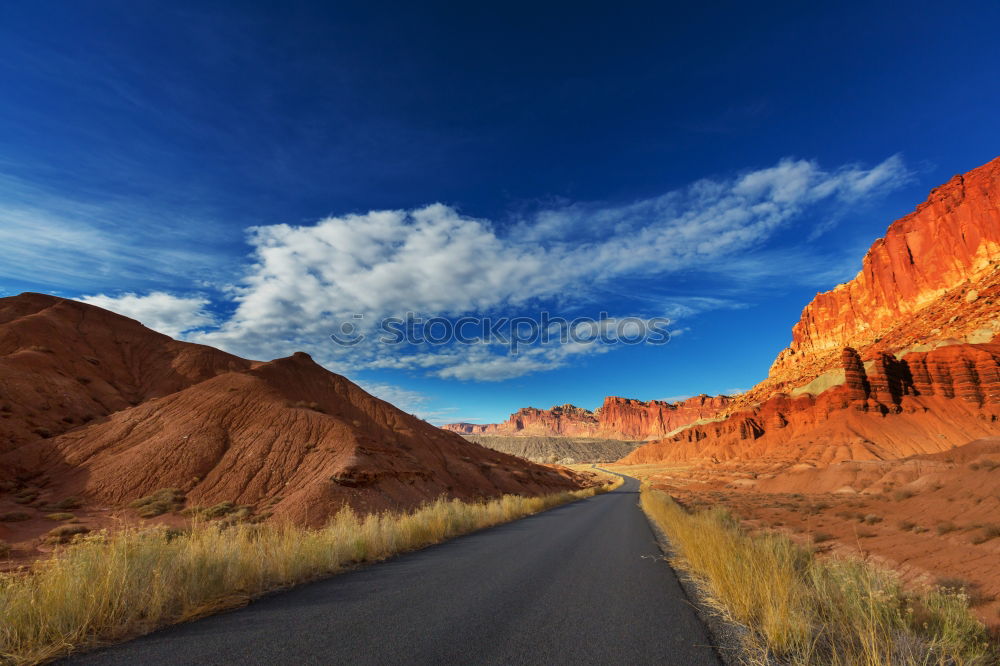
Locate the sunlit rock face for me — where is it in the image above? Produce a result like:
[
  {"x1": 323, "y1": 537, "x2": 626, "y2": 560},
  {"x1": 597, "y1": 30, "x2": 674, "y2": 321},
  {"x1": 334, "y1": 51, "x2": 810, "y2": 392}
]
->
[{"x1": 622, "y1": 157, "x2": 1000, "y2": 467}]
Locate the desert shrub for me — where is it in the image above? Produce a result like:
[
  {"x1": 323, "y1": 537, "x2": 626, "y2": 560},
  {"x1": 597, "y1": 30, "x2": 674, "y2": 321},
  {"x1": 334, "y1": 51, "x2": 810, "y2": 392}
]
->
[
  {"x1": 897, "y1": 520, "x2": 916, "y2": 531},
  {"x1": 862, "y1": 513, "x2": 882, "y2": 525},
  {"x1": 812, "y1": 532, "x2": 834, "y2": 543},
  {"x1": 12, "y1": 490, "x2": 38, "y2": 505},
  {"x1": 892, "y1": 489, "x2": 916, "y2": 501},
  {"x1": 0, "y1": 512, "x2": 31, "y2": 522},
  {"x1": 937, "y1": 578, "x2": 995, "y2": 607},
  {"x1": 936, "y1": 521, "x2": 958, "y2": 535},
  {"x1": 970, "y1": 525, "x2": 1000, "y2": 545},
  {"x1": 0, "y1": 540, "x2": 10, "y2": 557},
  {"x1": 44, "y1": 513, "x2": 75, "y2": 522},
  {"x1": 46, "y1": 525, "x2": 89, "y2": 544},
  {"x1": 202, "y1": 501, "x2": 237, "y2": 518},
  {"x1": 129, "y1": 489, "x2": 186, "y2": 518}
]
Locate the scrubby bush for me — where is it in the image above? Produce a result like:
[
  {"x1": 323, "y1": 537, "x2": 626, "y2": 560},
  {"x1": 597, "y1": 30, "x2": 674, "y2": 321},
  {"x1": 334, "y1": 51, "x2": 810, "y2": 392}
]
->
[
  {"x1": 936, "y1": 521, "x2": 958, "y2": 535},
  {"x1": 46, "y1": 525, "x2": 89, "y2": 544},
  {"x1": 128, "y1": 488, "x2": 186, "y2": 518}
]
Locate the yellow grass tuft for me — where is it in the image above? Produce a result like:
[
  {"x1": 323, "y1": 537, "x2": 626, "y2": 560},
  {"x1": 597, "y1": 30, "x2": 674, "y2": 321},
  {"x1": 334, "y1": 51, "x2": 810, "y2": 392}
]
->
[
  {"x1": 0, "y1": 484, "x2": 609, "y2": 664},
  {"x1": 640, "y1": 486, "x2": 995, "y2": 665}
]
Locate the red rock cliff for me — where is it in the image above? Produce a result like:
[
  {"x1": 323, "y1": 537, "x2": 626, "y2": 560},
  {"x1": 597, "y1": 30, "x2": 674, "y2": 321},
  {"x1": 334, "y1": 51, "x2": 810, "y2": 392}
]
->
[
  {"x1": 624, "y1": 157, "x2": 1000, "y2": 467},
  {"x1": 443, "y1": 394, "x2": 733, "y2": 440},
  {"x1": 769, "y1": 157, "x2": 1000, "y2": 389}
]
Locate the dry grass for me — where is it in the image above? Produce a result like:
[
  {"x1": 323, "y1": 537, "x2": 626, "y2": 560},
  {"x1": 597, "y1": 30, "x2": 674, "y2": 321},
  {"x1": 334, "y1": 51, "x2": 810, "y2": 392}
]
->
[
  {"x1": 640, "y1": 486, "x2": 995, "y2": 665},
  {"x1": 0, "y1": 484, "x2": 610, "y2": 664}
]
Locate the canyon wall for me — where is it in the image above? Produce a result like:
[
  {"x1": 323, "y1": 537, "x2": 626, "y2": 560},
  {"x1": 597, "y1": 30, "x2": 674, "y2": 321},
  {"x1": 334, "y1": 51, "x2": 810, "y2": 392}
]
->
[
  {"x1": 443, "y1": 394, "x2": 732, "y2": 440},
  {"x1": 767, "y1": 157, "x2": 1000, "y2": 393},
  {"x1": 622, "y1": 343, "x2": 1000, "y2": 466},
  {"x1": 623, "y1": 156, "x2": 1000, "y2": 467}
]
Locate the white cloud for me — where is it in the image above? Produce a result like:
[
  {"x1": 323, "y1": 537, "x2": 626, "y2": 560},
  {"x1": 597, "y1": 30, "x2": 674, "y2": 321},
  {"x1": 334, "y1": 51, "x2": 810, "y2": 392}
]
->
[
  {"x1": 185, "y1": 155, "x2": 908, "y2": 380},
  {"x1": 79, "y1": 292, "x2": 217, "y2": 338}
]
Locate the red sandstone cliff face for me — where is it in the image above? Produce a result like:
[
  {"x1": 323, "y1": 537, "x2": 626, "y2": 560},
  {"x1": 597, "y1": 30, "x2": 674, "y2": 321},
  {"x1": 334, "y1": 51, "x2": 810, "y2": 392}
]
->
[
  {"x1": 444, "y1": 404, "x2": 600, "y2": 436},
  {"x1": 596, "y1": 395, "x2": 732, "y2": 439},
  {"x1": 443, "y1": 394, "x2": 733, "y2": 440},
  {"x1": 623, "y1": 157, "x2": 1000, "y2": 467},
  {"x1": 621, "y1": 343, "x2": 1000, "y2": 466},
  {"x1": 767, "y1": 157, "x2": 1000, "y2": 392}
]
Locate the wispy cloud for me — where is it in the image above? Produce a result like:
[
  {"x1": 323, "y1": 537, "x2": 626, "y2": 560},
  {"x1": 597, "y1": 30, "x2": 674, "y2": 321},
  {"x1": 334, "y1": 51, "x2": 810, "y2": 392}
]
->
[
  {"x1": 0, "y1": 172, "x2": 237, "y2": 291},
  {"x1": 68, "y1": 155, "x2": 909, "y2": 381}
]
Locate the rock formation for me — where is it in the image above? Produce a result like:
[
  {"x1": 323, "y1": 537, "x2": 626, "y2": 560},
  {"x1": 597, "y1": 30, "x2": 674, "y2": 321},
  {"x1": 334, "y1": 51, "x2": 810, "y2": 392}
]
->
[
  {"x1": 443, "y1": 394, "x2": 733, "y2": 440},
  {"x1": 765, "y1": 156, "x2": 1000, "y2": 395},
  {"x1": 622, "y1": 157, "x2": 1000, "y2": 467}
]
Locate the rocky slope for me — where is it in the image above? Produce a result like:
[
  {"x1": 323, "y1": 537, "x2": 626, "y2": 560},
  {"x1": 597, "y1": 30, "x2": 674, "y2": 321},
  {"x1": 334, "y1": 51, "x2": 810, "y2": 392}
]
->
[
  {"x1": 0, "y1": 293, "x2": 249, "y2": 455},
  {"x1": 444, "y1": 394, "x2": 732, "y2": 440},
  {"x1": 0, "y1": 294, "x2": 589, "y2": 528},
  {"x1": 622, "y1": 157, "x2": 1000, "y2": 467}
]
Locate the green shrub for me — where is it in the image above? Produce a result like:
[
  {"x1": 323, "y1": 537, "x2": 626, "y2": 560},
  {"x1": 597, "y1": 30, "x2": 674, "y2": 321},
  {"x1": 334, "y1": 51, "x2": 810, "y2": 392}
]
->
[{"x1": 129, "y1": 489, "x2": 186, "y2": 518}]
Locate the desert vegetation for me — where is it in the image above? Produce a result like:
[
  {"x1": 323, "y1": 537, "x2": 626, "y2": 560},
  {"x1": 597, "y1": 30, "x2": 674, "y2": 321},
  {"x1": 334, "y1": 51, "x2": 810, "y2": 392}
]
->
[
  {"x1": 640, "y1": 486, "x2": 996, "y2": 665},
  {"x1": 0, "y1": 483, "x2": 613, "y2": 664}
]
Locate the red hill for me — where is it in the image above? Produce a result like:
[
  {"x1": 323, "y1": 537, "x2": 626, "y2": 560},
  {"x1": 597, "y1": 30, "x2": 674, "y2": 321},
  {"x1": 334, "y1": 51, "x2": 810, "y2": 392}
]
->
[{"x1": 0, "y1": 294, "x2": 588, "y2": 525}]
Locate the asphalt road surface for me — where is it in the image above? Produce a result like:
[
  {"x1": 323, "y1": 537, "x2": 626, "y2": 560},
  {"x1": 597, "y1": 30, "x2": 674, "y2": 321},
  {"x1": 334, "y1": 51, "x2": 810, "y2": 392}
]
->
[{"x1": 69, "y1": 475, "x2": 721, "y2": 665}]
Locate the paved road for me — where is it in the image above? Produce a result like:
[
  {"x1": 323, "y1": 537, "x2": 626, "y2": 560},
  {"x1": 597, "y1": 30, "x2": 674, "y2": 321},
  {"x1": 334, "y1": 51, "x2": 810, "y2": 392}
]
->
[{"x1": 69, "y1": 475, "x2": 720, "y2": 665}]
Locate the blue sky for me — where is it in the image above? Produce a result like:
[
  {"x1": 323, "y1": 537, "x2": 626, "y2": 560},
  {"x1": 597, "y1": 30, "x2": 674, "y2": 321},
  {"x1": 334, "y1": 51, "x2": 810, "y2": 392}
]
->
[{"x1": 1, "y1": 1, "x2": 998, "y2": 424}]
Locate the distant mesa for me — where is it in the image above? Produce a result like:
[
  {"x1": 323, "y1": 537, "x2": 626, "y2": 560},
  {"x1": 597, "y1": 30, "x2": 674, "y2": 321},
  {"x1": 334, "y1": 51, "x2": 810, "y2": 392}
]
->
[{"x1": 442, "y1": 395, "x2": 733, "y2": 440}]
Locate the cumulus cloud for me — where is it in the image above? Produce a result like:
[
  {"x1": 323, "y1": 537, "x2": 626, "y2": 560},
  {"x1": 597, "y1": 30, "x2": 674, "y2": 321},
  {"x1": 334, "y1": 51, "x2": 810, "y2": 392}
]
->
[
  {"x1": 187, "y1": 154, "x2": 908, "y2": 380},
  {"x1": 79, "y1": 292, "x2": 217, "y2": 338}
]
